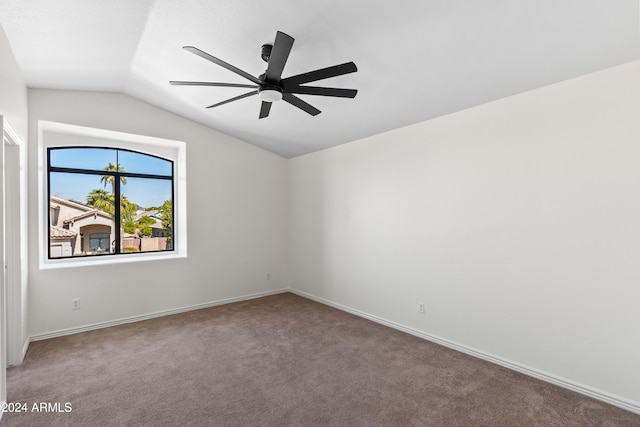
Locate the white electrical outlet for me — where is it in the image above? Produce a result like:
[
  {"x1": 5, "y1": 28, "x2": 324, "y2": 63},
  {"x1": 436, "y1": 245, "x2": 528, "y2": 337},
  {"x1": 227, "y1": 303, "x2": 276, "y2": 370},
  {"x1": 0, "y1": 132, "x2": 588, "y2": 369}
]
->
[
  {"x1": 72, "y1": 298, "x2": 80, "y2": 310},
  {"x1": 418, "y1": 302, "x2": 425, "y2": 314}
]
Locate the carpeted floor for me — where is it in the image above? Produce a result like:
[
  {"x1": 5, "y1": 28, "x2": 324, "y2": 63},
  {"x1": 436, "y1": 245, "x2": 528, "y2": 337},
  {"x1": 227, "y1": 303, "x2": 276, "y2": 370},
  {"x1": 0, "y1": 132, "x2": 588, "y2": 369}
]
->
[{"x1": 1, "y1": 292, "x2": 638, "y2": 426}]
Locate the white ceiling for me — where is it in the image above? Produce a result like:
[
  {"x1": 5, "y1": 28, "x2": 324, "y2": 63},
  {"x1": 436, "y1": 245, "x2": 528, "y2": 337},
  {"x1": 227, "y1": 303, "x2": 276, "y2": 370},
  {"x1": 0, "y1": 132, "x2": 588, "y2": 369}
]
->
[{"x1": 1, "y1": 0, "x2": 638, "y2": 158}]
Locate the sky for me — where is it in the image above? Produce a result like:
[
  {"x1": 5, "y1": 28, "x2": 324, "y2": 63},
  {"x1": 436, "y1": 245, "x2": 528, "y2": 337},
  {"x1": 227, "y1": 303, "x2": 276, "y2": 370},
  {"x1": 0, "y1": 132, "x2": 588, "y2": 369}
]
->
[{"x1": 49, "y1": 148, "x2": 173, "y2": 209}]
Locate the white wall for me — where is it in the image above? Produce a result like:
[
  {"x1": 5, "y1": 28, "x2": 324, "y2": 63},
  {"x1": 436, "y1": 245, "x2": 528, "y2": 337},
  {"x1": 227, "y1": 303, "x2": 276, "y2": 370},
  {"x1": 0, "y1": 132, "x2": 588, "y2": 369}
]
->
[
  {"x1": 0, "y1": 25, "x2": 27, "y2": 142},
  {"x1": 28, "y1": 89, "x2": 288, "y2": 337},
  {"x1": 0, "y1": 22, "x2": 29, "y2": 408},
  {"x1": 288, "y1": 61, "x2": 640, "y2": 411}
]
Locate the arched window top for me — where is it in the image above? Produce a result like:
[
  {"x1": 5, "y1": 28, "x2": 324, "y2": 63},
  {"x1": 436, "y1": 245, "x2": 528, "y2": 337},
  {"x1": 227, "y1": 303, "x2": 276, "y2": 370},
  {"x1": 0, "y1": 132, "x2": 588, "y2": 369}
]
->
[{"x1": 49, "y1": 147, "x2": 173, "y2": 176}]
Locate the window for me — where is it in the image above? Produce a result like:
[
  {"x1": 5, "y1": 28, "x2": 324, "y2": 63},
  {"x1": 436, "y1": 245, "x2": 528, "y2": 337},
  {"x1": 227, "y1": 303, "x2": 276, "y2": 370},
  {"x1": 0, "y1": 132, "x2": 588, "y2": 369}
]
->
[
  {"x1": 39, "y1": 121, "x2": 187, "y2": 268},
  {"x1": 48, "y1": 147, "x2": 174, "y2": 259},
  {"x1": 89, "y1": 233, "x2": 110, "y2": 252}
]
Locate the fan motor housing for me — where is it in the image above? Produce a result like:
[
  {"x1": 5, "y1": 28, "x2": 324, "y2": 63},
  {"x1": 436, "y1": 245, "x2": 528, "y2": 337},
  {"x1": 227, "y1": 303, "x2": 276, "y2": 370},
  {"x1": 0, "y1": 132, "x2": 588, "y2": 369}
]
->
[{"x1": 261, "y1": 44, "x2": 272, "y2": 62}]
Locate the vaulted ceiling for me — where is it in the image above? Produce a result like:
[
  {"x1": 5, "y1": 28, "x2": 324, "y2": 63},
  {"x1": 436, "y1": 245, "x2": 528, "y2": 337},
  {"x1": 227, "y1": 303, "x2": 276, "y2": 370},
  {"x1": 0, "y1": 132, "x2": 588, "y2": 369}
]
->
[{"x1": 1, "y1": 0, "x2": 638, "y2": 157}]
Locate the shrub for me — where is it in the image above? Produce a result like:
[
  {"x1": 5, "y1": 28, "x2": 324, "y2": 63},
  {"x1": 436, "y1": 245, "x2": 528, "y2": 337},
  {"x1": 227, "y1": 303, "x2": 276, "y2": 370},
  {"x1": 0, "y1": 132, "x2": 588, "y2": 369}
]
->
[
  {"x1": 123, "y1": 220, "x2": 137, "y2": 234},
  {"x1": 138, "y1": 215, "x2": 156, "y2": 226},
  {"x1": 139, "y1": 224, "x2": 152, "y2": 237}
]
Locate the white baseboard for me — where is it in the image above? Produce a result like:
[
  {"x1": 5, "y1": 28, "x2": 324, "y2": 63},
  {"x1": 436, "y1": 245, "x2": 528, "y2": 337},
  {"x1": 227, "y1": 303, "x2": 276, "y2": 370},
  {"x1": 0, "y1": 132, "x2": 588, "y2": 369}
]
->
[
  {"x1": 20, "y1": 338, "x2": 29, "y2": 363},
  {"x1": 289, "y1": 289, "x2": 640, "y2": 415},
  {"x1": 30, "y1": 288, "x2": 289, "y2": 342}
]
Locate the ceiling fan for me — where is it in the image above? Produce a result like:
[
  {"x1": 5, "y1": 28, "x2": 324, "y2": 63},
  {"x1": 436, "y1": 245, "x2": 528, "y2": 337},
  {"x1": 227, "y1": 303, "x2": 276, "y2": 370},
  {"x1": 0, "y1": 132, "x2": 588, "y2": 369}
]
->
[{"x1": 170, "y1": 31, "x2": 358, "y2": 119}]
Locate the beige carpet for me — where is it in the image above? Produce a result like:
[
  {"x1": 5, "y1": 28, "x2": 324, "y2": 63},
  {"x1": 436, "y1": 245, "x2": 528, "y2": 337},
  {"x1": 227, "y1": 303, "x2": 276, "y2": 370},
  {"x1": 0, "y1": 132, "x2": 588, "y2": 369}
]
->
[{"x1": 1, "y1": 292, "x2": 638, "y2": 426}]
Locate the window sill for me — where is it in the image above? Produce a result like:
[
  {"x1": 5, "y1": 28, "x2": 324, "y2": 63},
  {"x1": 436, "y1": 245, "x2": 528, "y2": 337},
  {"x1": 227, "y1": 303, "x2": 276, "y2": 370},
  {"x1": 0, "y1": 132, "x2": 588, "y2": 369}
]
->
[{"x1": 39, "y1": 250, "x2": 187, "y2": 270}]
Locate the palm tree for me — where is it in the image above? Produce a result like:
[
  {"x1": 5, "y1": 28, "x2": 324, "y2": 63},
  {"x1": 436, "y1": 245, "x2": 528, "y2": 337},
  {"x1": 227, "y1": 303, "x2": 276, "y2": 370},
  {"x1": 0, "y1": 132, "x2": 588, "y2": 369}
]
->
[
  {"x1": 100, "y1": 162, "x2": 127, "y2": 194},
  {"x1": 86, "y1": 188, "x2": 113, "y2": 214}
]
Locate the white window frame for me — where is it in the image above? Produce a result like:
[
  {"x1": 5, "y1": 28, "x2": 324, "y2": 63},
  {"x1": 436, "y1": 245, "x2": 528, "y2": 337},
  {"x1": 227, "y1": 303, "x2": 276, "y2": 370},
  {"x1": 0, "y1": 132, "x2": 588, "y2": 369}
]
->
[{"x1": 38, "y1": 120, "x2": 187, "y2": 269}]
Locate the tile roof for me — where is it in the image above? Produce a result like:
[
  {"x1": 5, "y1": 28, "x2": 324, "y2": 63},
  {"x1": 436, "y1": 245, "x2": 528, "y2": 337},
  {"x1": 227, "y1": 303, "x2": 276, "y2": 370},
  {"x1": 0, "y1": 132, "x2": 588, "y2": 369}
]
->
[
  {"x1": 62, "y1": 209, "x2": 112, "y2": 224},
  {"x1": 50, "y1": 225, "x2": 77, "y2": 239}
]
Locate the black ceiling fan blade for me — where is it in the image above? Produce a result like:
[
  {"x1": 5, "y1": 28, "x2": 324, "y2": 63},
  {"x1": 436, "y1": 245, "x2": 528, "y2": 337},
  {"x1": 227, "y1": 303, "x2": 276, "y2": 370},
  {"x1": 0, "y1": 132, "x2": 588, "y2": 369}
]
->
[
  {"x1": 259, "y1": 101, "x2": 272, "y2": 119},
  {"x1": 287, "y1": 86, "x2": 357, "y2": 98},
  {"x1": 206, "y1": 90, "x2": 258, "y2": 109},
  {"x1": 265, "y1": 31, "x2": 294, "y2": 83},
  {"x1": 170, "y1": 81, "x2": 258, "y2": 89},
  {"x1": 183, "y1": 46, "x2": 262, "y2": 85},
  {"x1": 282, "y1": 93, "x2": 321, "y2": 116},
  {"x1": 281, "y1": 62, "x2": 358, "y2": 88}
]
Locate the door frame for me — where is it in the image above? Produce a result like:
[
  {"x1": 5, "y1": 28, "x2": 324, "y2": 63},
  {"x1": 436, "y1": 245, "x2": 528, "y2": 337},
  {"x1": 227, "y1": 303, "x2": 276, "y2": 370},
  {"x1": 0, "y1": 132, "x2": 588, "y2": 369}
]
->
[{"x1": 2, "y1": 118, "x2": 26, "y2": 369}]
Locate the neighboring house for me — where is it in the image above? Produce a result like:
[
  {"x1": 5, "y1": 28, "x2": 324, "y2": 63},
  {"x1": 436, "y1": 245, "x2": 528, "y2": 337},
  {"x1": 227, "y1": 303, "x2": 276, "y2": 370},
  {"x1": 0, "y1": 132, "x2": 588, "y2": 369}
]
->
[
  {"x1": 49, "y1": 225, "x2": 76, "y2": 258},
  {"x1": 150, "y1": 222, "x2": 166, "y2": 238},
  {"x1": 49, "y1": 196, "x2": 114, "y2": 257},
  {"x1": 135, "y1": 209, "x2": 167, "y2": 238}
]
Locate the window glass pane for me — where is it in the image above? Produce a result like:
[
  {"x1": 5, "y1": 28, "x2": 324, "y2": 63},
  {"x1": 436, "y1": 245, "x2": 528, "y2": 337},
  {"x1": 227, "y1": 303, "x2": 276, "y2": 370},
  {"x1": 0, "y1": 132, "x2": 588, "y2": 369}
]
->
[
  {"x1": 50, "y1": 171, "x2": 107, "y2": 204},
  {"x1": 47, "y1": 142, "x2": 177, "y2": 260},
  {"x1": 117, "y1": 150, "x2": 173, "y2": 176},
  {"x1": 120, "y1": 176, "x2": 172, "y2": 209},
  {"x1": 49, "y1": 172, "x2": 116, "y2": 258},
  {"x1": 121, "y1": 177, "x2": 173, "y2": 253},
  {"x1": 49, "y1": 147, "x2": 117, "y2": 171}
]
